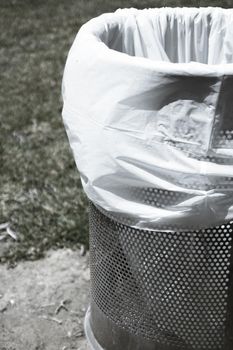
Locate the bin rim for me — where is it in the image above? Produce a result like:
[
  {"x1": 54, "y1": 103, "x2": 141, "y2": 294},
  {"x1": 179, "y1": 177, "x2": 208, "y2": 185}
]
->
[{"x1": 77, "y1": 6, "x2": 233, "y2": 77}]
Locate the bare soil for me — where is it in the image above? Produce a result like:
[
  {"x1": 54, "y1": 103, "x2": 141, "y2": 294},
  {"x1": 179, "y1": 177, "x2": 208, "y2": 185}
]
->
[{"x1": 0, "y1": 249, "x2": 89, "y2": 350}]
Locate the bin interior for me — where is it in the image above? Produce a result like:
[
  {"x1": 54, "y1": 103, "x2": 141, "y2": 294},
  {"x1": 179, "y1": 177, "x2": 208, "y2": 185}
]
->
[{"x1": 103, "y1": 8, "x2": 233, "y2": 65}]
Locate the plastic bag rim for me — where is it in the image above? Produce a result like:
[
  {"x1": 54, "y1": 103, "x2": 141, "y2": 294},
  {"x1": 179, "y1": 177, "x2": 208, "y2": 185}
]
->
[{"x1": 79, "y1": 6, "x2": 233, "y2": 76}]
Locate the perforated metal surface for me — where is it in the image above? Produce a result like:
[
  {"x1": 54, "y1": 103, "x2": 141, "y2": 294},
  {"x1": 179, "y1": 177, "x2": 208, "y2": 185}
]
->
[
  {"x1": 89, "y1": 202, "x2": 233, "y2": 350},
  {"x1": 95, "y1": 179, "x2": 233, "y2": 231}
]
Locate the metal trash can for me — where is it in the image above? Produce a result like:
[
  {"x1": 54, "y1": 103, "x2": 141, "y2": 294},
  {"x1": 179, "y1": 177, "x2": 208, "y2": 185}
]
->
[
  {"x1": 85, "y1": 202, "x2": 233, "y2": 350},
  {"x1": 62, "y1": 7, "x2": 233, "y2": 350}
]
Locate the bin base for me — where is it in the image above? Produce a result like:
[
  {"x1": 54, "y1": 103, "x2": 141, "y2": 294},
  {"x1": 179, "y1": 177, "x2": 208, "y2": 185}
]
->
[
  {"x1": 85, "y1": 301, "x2": 187, "y2": 350},
  {"x1": 84, "y1": 306, "x2": 104, "y2": 350}
]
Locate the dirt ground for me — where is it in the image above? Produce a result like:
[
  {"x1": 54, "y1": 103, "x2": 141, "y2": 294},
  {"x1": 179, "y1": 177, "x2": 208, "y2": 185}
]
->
[{"x1": 0, "y1": 249, "x2": 90, "y2": 350}]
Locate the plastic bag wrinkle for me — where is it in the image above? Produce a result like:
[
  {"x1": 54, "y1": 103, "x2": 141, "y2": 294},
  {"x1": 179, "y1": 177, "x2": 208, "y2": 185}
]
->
[{"x1": 62, "y1": 7, "x2": 233, "y2": 231}]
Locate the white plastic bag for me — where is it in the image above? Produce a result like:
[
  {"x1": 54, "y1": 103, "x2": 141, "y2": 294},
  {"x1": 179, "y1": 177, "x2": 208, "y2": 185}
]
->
[{"x1": 62, "y1": 7, "x2": 233, "y2": 231}]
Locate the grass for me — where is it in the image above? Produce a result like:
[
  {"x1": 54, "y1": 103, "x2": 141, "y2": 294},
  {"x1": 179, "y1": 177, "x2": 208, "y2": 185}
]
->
[{"x1": 1, "y1": 0, "x2": 232, "y2": 263}]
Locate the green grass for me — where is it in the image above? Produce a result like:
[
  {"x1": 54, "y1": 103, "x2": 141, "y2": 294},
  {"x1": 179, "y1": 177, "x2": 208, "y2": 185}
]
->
[{"x1": 1, "y1": 0, "x2": 232, "y2": 263}]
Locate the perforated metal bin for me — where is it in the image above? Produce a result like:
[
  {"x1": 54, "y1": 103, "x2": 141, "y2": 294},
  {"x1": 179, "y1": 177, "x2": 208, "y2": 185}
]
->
[{"x1": 84, "y1": 202, "x2": 233, "y2": 350}]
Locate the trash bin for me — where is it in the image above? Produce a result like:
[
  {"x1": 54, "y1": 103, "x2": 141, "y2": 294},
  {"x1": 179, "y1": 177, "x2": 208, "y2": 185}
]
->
[{"x1": 62, "y1": 7, "x2": 233, "y2": 350}]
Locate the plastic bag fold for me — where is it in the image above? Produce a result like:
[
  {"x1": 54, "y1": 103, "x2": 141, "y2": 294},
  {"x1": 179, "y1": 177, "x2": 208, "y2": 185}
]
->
[{"x1": 62, "y1": 7, "x2": 233, "y2": 231}]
